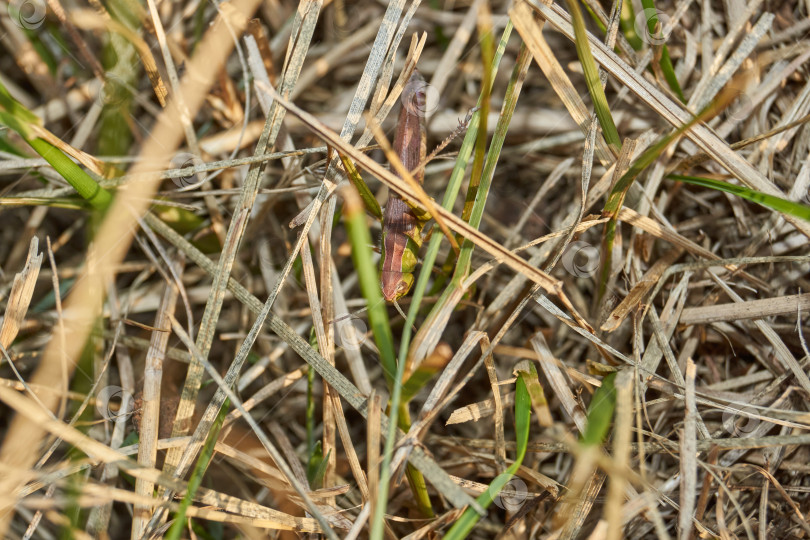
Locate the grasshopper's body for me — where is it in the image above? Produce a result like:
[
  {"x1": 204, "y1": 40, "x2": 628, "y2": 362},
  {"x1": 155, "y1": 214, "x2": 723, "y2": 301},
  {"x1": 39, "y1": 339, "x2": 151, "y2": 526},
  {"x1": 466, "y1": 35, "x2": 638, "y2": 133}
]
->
[{"x1": 380, "y1": 71, "x2": 428, "y2": 301}]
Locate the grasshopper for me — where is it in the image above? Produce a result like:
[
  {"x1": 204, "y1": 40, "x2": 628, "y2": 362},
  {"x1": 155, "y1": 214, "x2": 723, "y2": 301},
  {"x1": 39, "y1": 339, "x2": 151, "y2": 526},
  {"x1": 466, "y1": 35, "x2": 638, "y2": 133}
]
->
[
  {"x1": 379, "y1": 70, "x2": 430, "y2": 302},
  {"x1": 340, "y1": 70, "x2": 466, "y2": 304}
]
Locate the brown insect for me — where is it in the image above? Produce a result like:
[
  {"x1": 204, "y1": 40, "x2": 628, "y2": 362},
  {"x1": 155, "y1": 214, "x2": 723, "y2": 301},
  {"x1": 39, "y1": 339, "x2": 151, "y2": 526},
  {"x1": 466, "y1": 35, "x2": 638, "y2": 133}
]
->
[{"x1": 380, "y1": 70, "x2": 429, "y2": 302}]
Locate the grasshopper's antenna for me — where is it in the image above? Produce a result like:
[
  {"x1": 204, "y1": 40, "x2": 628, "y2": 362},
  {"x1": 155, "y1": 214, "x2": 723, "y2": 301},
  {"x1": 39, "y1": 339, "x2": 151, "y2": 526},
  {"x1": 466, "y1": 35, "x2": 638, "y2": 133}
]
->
[
  {"x1": 392, "y1": 299, "x2": 408, "y2": 321},
  {"x1": 328, "y1": 297, "x2": 388, "y2": 351},
  {"x1": 392, "y1": 299, "x2": 418, "y2": 334},
  {"x1": 327, "y1": 307, "x2": 367, "y2": 325},
  {"x1": 326, "y1": 296, "x2": 385, "y2": 325}
]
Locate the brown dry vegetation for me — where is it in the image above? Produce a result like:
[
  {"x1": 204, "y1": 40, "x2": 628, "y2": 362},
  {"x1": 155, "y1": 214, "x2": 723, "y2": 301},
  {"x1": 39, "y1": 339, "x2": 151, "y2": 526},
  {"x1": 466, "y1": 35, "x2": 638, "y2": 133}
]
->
[{"x1": 1, "y1": 0, "x2": 810, "y2": 538}]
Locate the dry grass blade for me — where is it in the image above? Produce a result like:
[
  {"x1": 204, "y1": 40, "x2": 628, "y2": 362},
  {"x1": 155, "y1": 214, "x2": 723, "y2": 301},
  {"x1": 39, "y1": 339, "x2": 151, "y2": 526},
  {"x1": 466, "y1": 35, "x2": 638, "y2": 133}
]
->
[
  {"x1": 511, "y1": 0, "x2": 615, "y2": 164},
  {"x1": 618, "y1": 207, "x2": 767, "y2": 289},
  {"x1": 707, "y1": 272, "x2": 810, "y2": 395},
  {"x1": 605, "y1": 369, "x2": 633, "y2": 540},
  {"x1": 415, "y1": 332, "x2": 487, "y2": 427},
  {"x1": 483, "y1": 347, "x2": 506, "y2": 468},
  {"x1": 680, "y1": 292, "x2": 810, "y2": 325},
  {"x1": 602, "y1": 246, "x2": 683, "y2": 332},
  {"x1": 70, "y1": 10, "x2": 167, "y2": 107},
  {"x1": 367, "y1": 390, "x2": 381, "y2": 538},
  {"x1": 531, "y1": 331, "x2": 586, "y2": 433},
  {"x1": 131, "y1": 257, "x2": 183, "y2": 538},
  {"x1": 0, "y1": 238, "x2": 42, "y2": 350},
  {"x1": 163, "y1": 315, "x2": 340, "y2": 537},
  {"x1": 679, "y1": 360, "x2": 698, "y2": 540},
  {"x1": 688, "y1": 10, "x2": 773, "y2": 112},
  {"x1": 224, "y1": 367, "x2": 307, "y2": 423},
  {"x1": 446, "y1": 392, "x2": 516, "y2": 426}
]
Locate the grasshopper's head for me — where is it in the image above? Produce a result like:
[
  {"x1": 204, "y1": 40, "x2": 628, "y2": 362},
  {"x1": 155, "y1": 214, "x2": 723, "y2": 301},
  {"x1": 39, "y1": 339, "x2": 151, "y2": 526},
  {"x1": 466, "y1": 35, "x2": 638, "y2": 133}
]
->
[
  {"x1": 401, "y1": 70, "x2": 428, "y2": 118},
  {"x1": 381, "y1": 271, "x2": 414, "y2": 302}
]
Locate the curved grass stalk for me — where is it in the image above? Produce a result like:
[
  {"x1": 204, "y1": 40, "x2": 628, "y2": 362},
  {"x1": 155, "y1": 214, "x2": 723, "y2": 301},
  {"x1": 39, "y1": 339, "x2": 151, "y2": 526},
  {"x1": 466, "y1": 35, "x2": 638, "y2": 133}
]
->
[
  {"x1": 444, "y1": 370, "x2": 532, "y2": 539},
  {"x1": 668, "y1": 174, "x2": 810, "y2": 222}
]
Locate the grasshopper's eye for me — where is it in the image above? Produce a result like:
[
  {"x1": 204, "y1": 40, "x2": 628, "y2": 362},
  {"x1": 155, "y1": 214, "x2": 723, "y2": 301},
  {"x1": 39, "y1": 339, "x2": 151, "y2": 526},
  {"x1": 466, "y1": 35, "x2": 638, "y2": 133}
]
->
[
  {"x1": 401, "y1": 71, "x2": 438, "y2": 117},
  {"x1": 387, "y1": 280, "x2": 409, "y2": 301},
  {"x1": 396, "y1": 274, "x2": 414, "y2": 298}
]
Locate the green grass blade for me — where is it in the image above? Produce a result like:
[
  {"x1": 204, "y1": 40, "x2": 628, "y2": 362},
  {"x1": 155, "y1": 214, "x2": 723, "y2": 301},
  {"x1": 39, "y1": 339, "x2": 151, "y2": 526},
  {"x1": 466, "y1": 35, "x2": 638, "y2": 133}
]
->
[
  {"x1": 620, "y1": 0, "x2": 644, "y2": 50},
  {"x1": 0, "y1": 81, "x2": 209, "y2": 233},
  {"x1": 444, "y1": 371, "x2": 532, "y2": 539},
  {"x1": 307, "y1": 444, "x2": 330, "y2": 489},
  {"x1": 668, "y1": 174, "x2": 810, "y2": 222},
  {"x1": 398, "y1": 21, "x2": 513, "y2": 346},
  {"x1": 0, "y1": 88, "x2": 112, "y2": 210},
  {"x1": 98, "y1": 25, "x2": 138, "y2": 158},
  {"x1": 603, "y1": 130, "x2": 681, "y2": 219},
  {"x1": 0, "y1": 84, "x2": 41, "y2": 132},
  {"x1": 343, "y1": 182, "x2": 421, "y2": 533},
  {"x1": 583, "y1": 3, "x2": 607, "y2": 33},
  {"x1": 453, "y1": 44, "x2": 532, "y2": 281},
  {"x1": 399, "y1": 359, "x2": 448, "y2": 403},
  {"x1": 339, "y1": 152, "x2": 382, "y2": 220},
  {"x1": 165, "y1": 397, "x2": 230, "y2": 540},
  {"x1": 601, "y1": 99, "x2": 726, "y2": 213},
  {"x1": 514, "y1": 373, "x2": 531, "y2": 461},
  {"x1": 27, "y1": 138, "x2": 113, "y2": 211},
  {"x1": 306, "y1": 440, "x2": 323, "y2": 483},
  {"x1": 658, "y1": 46, "x2": 685, "y2": 102},
  {"x1": 306, "y1": 328, "x2": 317, "y2": 459},
  {"x1": 581, "y1": 372, "x2": 617, "y2": 446},
  {"x1": 565, "y1": 0, "x2": 622, "y2": 152},
  {"x1": 341, "y1": 186, "x2": 397, "y2": 384},
  {"x1": 460, "y1": 15, "x2": 494, "y2": 224},
  {"x1": 639, "y1": 0, "x2": 685, "y2": 102},
  {"x1": 0, "y1": 84, "x2": 113, "y2": 210},
  {"x1": 599, "y1": 99, "x2": 720, "y2": 298},
  {"x1": 513, "y1": 361, "x2": 553, "y2": 426},
  {"x1": 397, "y1": 404, "x2": 434, "y2": 517},
  {"x1": 0, "y1": 197, "x2": 87, "y2": 210}
]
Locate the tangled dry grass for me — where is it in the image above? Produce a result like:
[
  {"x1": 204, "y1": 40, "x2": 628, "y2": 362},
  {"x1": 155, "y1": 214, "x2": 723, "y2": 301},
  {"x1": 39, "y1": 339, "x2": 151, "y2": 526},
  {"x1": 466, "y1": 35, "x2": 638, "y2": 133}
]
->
[{"x1": 1, "y1": 0, "x2": 810, "y2": 538}]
